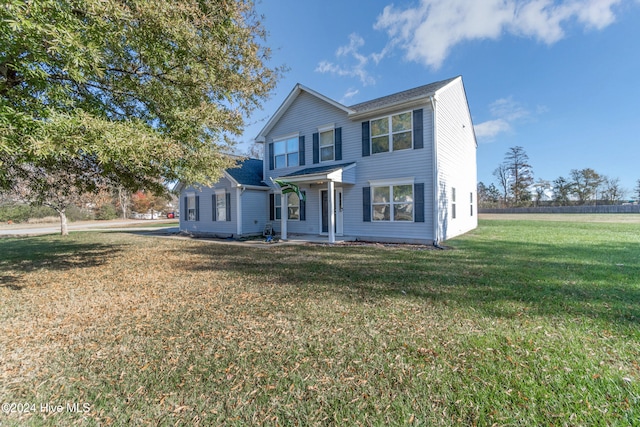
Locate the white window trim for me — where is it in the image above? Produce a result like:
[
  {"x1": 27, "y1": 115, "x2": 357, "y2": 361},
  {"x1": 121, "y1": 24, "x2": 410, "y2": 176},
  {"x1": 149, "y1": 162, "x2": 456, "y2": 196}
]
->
[
  {"x1": 369, "y1": 111, "x2": 413, "y2": 155},
  {"x1": 370, "y1": 180, "x2": 415, "y2": 222},
  {"x1": 186, "y1": 192, "x2": 196, "y2": 221},
  {"x1": 318, "y1": 126, "x2": 335, "y2": 163},
  {"x1": 273, "y1": 132, "x2": 300, "y2": 169},
  {"x1": 215, "y1": 189, "x2": 226, "y2": 222}
]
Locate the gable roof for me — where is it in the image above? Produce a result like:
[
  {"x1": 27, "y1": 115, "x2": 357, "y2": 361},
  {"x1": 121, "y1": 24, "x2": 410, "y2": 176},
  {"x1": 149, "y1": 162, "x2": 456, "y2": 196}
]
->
[
  {"x1": 255, "y1": 84, "x2": 352, "y2": 142},
  {"x1": 255, "y1": 76, "x2": 460, "y2": 141},
  {"x1": 348, "y1": 76, "x2": 459, "y2": 117},
  {"x1": 225, "y1": 158, "x2": 267, "y2": 187}
]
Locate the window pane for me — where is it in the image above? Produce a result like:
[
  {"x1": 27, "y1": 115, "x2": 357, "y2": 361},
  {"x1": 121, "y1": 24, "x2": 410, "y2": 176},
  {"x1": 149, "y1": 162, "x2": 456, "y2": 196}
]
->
[
  {"x1": 216, "y1": 195, "x2": 226, "y2": 221},
  {"x1": 320, "y1": 130, "x2": 333, "y2": 147},
  {"x1": 287, "y1": 193, "x2": 299, "y2": 220},
  {"x1": 393, "y1": 131, "x2": 412, "y2": 151},
  {"x1": 287, "y1": 152, "x2": 298, "y2": 167},
  {"x1": 394, "y1": 203, "x2": 413, "y2": 221},
  {"x1": 392, "y1": 112, "x2": 411, "y2": 132},
  {"x1": 371, "y1": 118, "x2": 388, "y2": 137},
  {"x1": 275, "y1": 207, "x2": 281, "y2": 220},
  {"x1": 275, "y1": 155, "x2": 286, "y2": 169},
  {"x1": 274, "y1": 141, "x2": 286, "y2": 155},
  {"x1": 373, "y1": 187, "x2": 390, "y2": 203},
  {"x1": 287, "y1": 138, "x2": 298, "y2": 152},
  {"x1": 393, "y1": 185, "x2": 413, "y2": 202},
  {"x1": 321, "y1": 146, "x2": 334, "y2": 161},
  {"x1": 373, "y1": 205, "x2": 390, "y2": 221},
  {"x1": 372, "y1": 136, "x2": 389, "y2": 154}
]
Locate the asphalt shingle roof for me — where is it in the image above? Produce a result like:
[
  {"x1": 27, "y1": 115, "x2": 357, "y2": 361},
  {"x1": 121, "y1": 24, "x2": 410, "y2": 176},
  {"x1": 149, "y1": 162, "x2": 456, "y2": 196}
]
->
[
  {"x1": 226, "y1": 158, "x2": 267, "y2": 187},
  {"x1": 348, "y1": 77, "x2": 457, "y2": 114}
]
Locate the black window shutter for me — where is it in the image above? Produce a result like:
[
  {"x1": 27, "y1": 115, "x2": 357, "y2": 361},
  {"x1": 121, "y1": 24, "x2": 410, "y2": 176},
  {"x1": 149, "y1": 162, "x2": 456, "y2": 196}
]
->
[
  {"x1": 268, "y1": 142, "x2": 274, "y2": 170},
  {"x1": 298, "y1": 136, "x2": 305, "y2": 166},
  {"x1": 362, "y1": 186, "x2": 371, "y2": 222},
  {"x1": 195, "y1": 196, "x2": 200, "y2": 221},
  {"x1": 300, "y1": 191, "x2": 306, "y2": 221},
  {"x1": 226, "y1": 192, "x2": 231, "y2": 221},
  {"x1": 212, "y1": 194, "x2": 217, "y2": 221},
  {"x1": 269, "y1": 194, "x2": 275, "y2": 221},
  {"x1": 413, "y1": 109, "x2": 424, "y2": 149},
  {"x1": 312, "y1": 132, "x2": 319, "y2": 164},
  {"x1": 361, "y1": 122, "x2": 370, "y2": 157},
  {"x1": 183, "y1": 196, "x2": 187, "y2": 220},
  {"x1": 414, "y1": 183, "x2": 425, "y2": 222},
  {"x1": 335, "y1": 127, "x2": 342, "y2": 161}
]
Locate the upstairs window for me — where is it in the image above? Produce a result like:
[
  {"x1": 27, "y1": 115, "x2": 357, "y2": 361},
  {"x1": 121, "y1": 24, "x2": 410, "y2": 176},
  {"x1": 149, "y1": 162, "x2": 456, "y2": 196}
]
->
[
  {"x1": 274, "y1": 136, "x2": 299, "y2": 169},
  {"x1": 371, "y1": 112, "x2": 413, "y2": 154},
  {"x1": 320, "y1": 129, "x2": 334, "y2": 162}
]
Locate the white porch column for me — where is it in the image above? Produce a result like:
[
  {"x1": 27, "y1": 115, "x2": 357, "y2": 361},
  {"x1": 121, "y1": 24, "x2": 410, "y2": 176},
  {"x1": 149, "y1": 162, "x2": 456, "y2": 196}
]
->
[
  {"x1": 280, "y1": 192, "x2": 287, "y2": 241},
  {"x1": 327, "y1": 180, "x2": 335, "y2": 244}
]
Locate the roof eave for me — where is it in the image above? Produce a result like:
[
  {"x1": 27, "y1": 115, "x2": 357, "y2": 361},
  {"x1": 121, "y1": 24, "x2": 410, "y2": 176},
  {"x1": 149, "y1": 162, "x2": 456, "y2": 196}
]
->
[{"x1": 255, "y1": 84, "x2": 353, "y2": 141}]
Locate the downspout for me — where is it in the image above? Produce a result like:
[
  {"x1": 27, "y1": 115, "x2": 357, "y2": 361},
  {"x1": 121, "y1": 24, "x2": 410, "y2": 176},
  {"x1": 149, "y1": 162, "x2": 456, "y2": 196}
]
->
[
  {"x1": 430, "y1": 95, "x2": 440, "y2": 246},
  {"x1": 236, "y1": 186, "x2": 244, "y2": 236}
]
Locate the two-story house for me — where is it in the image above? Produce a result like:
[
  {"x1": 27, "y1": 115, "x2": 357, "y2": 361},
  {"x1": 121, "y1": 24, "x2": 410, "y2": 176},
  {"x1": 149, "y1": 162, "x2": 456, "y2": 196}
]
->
[{"x1": 179, "y1": 76, "x2": 477, "y2": 244}]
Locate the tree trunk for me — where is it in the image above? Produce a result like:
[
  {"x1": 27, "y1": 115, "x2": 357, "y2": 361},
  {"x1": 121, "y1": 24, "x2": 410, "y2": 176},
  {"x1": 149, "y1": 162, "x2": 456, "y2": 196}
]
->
[{"x1": 59, "y1": 209, "x2": 69, "y2": 236}]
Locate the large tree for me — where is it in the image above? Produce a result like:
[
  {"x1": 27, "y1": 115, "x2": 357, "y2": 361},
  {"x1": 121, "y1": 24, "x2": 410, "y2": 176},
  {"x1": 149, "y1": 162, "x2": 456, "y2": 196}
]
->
[
  {"x1": 570, "y1": 168, "x2": 602, "y2": 204},
  {"x1": 552, "y1": 176, "x2": 572, "y2": 205},
  {"x1": 503, "y1": 146, "x2": 534, "y2": 206},
  {"x1": 1, "y1": 0, "x2": 280, "y2": 234},
  {"x1": 492, "y1": 164, "x2": 511, "y2": 207}
]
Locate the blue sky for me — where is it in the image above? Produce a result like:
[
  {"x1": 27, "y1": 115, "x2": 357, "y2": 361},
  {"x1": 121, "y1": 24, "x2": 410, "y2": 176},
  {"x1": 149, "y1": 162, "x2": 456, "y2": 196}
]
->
[{"x1": 240, "y1": 0, "x2": 640, "y2": 196}]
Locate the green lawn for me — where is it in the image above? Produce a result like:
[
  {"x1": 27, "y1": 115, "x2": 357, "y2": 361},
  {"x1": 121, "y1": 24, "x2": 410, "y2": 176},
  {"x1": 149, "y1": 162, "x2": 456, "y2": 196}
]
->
[{"x1": 1, "y1": 218, "x2": 638, "y2": 426}]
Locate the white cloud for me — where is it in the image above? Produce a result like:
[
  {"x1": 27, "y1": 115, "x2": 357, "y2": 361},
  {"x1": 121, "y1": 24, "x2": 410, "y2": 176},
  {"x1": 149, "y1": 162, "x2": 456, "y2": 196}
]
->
[
  {"x1": 474, "y1": 119, "x2": 511, "y2": 139},
  {"x1": 341, "y1": 88, "x2": 360, "y2": 103},
  {"x1": 474, "y1": 97, "x2": 537, "y2": 141},
  {"x1": 315, "y1": 33, "x2": 386, "y2": 85},
  {"x1": 375, "y1": 0, "x2": 623, "y2": 69}
]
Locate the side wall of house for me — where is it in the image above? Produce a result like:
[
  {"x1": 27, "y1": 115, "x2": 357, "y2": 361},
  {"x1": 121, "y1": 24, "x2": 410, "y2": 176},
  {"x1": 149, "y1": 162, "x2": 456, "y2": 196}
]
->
[
  {"x1": 434, "y1": 78, "x2": 478, "y2": 240},
  {"x1": 179, "y1": 177, "x2": 238, "y2": 237},
  {"x1": 241, "y1": 189, "x2": 268, "y2": 236},
  {"x1": 345, "y1": 103, "x2": 435, "y2": 243}
]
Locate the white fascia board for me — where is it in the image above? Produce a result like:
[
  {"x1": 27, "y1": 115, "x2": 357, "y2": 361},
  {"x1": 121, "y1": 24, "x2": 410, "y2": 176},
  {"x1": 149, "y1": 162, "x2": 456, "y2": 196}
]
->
[{"x1": 255, "y1": 84, "x2": 353, "y2": 141}]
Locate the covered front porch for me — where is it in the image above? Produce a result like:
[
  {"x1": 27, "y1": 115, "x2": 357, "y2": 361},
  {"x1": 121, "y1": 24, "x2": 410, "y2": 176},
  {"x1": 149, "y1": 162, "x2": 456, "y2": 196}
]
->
[{"x1": 272, "y1": 162, "x2": 356, "y2": 244}]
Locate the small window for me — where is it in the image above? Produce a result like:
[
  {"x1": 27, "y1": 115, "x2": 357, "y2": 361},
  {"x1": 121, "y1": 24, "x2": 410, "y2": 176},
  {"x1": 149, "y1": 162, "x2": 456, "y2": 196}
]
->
[
  {"x1": 187, "y1": 193, "x2": 196, "y2": 221},
  {"x1": 372, "y1": 184, "x2": 414, "y2": 222},
  {"x1": 215, "y1": 190, "x2": 226, "y2": 221},
  {"x1": 470, "y1": 192, "x2": 474, "y2": 216},
  {"x1": 274, "y1": 136, "x2": 299, "y2": 169},
  {"x1": 287, "y1": 193, "x2": 300, "y2": 220},
  {"x1": 320, "y1": 129, "x2": 334, "y2": 162},
  {"x1": 274, "y1": 194, "x2": 282, "y2": 220},
  {"x1": 452, "y1": 187, "x2": 457, "y2": 219}
]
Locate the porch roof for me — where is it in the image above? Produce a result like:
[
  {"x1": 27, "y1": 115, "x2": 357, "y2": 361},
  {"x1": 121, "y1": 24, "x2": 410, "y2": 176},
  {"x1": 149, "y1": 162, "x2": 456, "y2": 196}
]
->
[{"x1": 277, "y1": 162, "x2": 356, "y2": 184}]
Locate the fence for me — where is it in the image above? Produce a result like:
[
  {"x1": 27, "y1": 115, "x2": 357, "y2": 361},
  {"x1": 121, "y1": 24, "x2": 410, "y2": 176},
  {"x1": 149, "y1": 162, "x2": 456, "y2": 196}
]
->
[{"x1": 479, "y1": 205, "x2": 640, "y2": 214}]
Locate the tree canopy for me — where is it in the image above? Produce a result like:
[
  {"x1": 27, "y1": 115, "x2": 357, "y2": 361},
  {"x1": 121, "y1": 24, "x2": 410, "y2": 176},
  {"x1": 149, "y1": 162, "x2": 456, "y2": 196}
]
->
[{"x1": 1, "y1": 0, "x2": 280, "y2": 233}]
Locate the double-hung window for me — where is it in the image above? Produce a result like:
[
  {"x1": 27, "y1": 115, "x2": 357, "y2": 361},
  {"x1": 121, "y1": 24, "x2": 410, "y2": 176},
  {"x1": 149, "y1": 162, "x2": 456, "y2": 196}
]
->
[
  {"x1": 274, "y1": 136, "x2": 299, "y2": 169},
  {"x1": 371, "y1": 182, "x2": 414, "y2": 222},
  {"x1": 215, "y1": 189, "x2": 226, "y2": 221},
  {"x1": 287, "y1": 193, "x2": 300, "y2": 220},
  {"x1": 187, "y1": 193, "x2": 196, "y2": 221},
  {"x1": 371, "y1": 112, "x2": 412, "y2": 154},
  {"x1": 320, "y1": 129, "x2": 334, "y2": 162}
]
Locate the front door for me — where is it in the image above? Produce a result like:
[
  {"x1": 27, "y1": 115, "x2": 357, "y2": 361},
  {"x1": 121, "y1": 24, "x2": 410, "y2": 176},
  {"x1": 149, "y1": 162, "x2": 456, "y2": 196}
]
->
[{"x1": 321, "y1": 188, "x2": 343, "y2": 235}]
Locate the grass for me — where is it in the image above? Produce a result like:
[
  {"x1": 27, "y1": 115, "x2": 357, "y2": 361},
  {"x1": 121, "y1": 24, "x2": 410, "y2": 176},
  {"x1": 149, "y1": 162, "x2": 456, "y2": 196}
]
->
[{"x1": 1, "y1": 216, "x2": 639, "y2": 426}]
